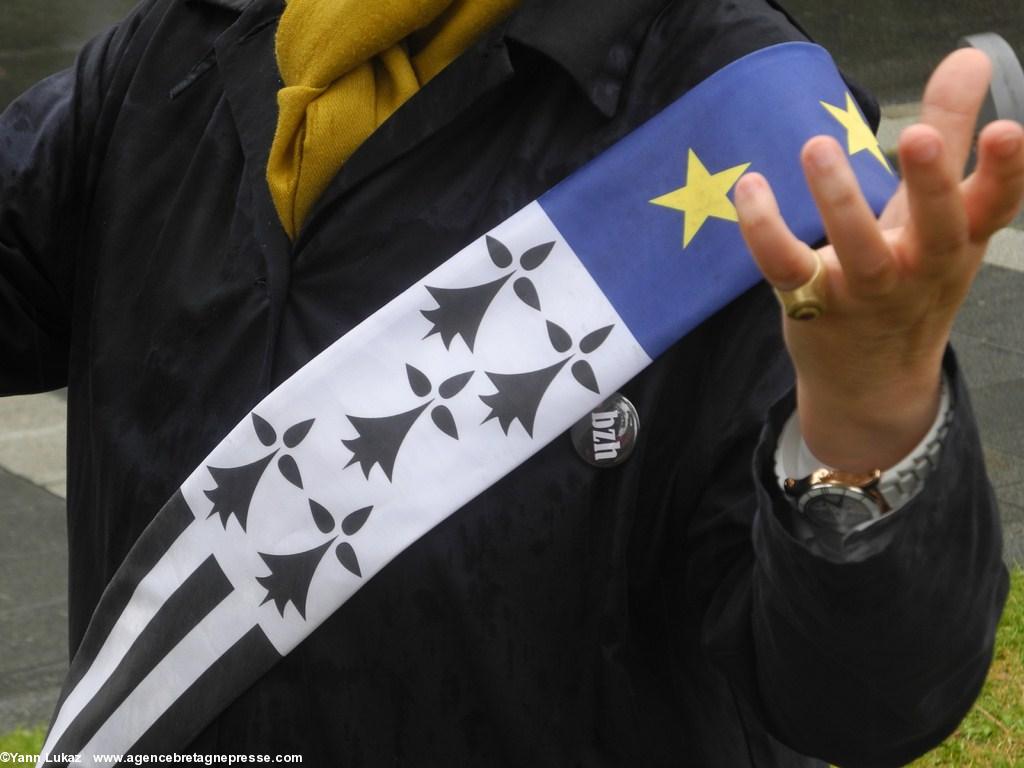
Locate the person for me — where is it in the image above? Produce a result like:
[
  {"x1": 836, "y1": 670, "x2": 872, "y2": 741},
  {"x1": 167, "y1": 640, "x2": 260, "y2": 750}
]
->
[{"x1": 1, "y1": 0, "x2": 1021, "y2": 765}]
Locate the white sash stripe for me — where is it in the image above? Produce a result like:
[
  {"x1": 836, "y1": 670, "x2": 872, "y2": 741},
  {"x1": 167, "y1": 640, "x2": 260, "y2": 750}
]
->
[
  {"x1": 40, "y1": 521, "x2": 212, "y2": 758},
  {"x1": 76, "y1": 593, "x2": 253, "y2": 765}
]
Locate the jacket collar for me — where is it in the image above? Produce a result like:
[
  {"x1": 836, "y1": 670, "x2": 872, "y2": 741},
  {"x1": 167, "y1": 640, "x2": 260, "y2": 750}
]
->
[
  {"x1": 504, "y1": 0, "x2": 667, "y2": 116},
  {"x1": 185, "y1": 0, "x2": 666, "y2": 116}
]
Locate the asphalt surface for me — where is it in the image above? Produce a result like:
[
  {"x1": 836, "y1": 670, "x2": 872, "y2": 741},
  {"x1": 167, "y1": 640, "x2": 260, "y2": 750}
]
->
[{"x1": 0, "y1": 466, "x2": 68, "y2": 733}]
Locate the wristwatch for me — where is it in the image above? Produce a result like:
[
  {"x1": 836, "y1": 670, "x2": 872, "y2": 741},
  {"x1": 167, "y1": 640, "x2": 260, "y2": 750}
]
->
[{"x1": 783, "y1": 468, "x2": 891, "y2": 532}]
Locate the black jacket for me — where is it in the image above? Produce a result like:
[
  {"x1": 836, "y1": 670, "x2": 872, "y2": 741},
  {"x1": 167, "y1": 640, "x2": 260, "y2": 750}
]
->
[{"x1": 0, "y1": 0, "x2": 1008, "y2": 765}]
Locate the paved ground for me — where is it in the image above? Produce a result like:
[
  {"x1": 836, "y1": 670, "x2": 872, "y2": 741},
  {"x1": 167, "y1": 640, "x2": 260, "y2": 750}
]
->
[
  {"x1": 955, "y1": 248, "x2": 1024, "y2": 567},
  {"x1": 0, "y1": 465, "x2": 68, "y2": 733},
  {"x1": 0, "y1": 394, "x2": 69, "y2": 731}
]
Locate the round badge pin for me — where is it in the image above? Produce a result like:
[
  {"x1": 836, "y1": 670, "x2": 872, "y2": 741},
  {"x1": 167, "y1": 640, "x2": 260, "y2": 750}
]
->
[{"x1": 570, "y1": 393, "x2": 640, "y2": 468}]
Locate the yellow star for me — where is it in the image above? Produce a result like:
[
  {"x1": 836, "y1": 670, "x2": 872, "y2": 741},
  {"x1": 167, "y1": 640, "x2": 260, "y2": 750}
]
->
[
  {"x1": 649, "y1": 150, "x2": 751, "y2": 248},
  {"x1": 821, "y1": 92, "x2": 893, "y2": 174}
]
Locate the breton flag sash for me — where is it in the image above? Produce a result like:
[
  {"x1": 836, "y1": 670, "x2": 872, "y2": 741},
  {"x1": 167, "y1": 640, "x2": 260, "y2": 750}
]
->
[{"x1": 40, "y1": 42, "x2": 899, "y2": 765}]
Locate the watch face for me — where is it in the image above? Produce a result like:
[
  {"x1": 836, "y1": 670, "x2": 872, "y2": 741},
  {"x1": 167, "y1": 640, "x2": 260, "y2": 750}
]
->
[{"x1": 799, "y1": 486, "x2": 880, "y2": 533}]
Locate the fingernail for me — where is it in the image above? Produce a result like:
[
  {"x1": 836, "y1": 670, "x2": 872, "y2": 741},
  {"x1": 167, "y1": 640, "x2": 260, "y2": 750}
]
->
[
  {"x1": 734, "y1": 174, "x2": 764, "y2": 203},
  {"x1": 911, "y1": 137, "x2": 940, "y2": 163},
  {"x1": 808, "y1": 142, "x2": 839, "y2": 172},
  {"x1": 994, "y1": 131, "x2": 1022, "y2": 159}
]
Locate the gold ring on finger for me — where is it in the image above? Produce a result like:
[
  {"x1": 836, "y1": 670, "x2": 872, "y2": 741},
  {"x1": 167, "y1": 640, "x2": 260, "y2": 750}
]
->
[{"x1": 773, "y1": 253, "x2": 827, "y2": 321}]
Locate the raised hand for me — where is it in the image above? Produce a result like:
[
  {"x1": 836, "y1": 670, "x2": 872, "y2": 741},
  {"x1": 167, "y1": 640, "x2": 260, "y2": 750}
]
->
[{"x1": 734, "y1": 49, "x2": 1024, "y2": 473}]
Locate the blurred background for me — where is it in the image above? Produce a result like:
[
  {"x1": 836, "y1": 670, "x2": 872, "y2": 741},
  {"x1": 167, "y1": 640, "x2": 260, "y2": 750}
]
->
[
  {"x1": 0, "y1": 0, "x2": 135, "y2": 107},
  {"x1": 0, "y1": 0, "x2": 1023, "y2": 760},
  {"x1": 2, "y1": 0, "x2": 1022, "y2": 107},
  {"x1": 787, "y1": 0, "x2": 1023, "y2": 104}
]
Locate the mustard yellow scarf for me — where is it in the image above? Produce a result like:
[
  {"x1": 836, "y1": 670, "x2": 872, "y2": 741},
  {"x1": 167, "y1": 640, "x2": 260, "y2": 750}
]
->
[{"x1": 267, "y1": 0, "x2": 520, "y2": 239}]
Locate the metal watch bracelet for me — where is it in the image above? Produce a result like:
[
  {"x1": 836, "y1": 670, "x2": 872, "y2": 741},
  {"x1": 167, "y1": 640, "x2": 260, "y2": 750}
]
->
[{"x1": 775, "y1": 374, "x2": 953, "y2": 518}]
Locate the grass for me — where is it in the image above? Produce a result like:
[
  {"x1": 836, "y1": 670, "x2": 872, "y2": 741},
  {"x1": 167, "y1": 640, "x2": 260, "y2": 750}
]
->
[
  {"x1": 1, "y1": 571, "x2": 1022, "y2": 766},
  {"x1": 909, "y1": 567, "x2": 1024, "y2": 767},
  {"x1": 0, "y1": 725, "x2": 45, "y2": 757}
]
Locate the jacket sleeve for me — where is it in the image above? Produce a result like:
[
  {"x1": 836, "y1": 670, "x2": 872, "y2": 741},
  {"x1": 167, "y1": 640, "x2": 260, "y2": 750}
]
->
[
  {"x1": 0, "y1": 8, "x2": 149, "y2": 395},
  {"x1": 751, "y1": 357, "x2": 1007, "y2": 767},
  {"x1": 681, "y1": 284, "x2": 1008, "y2": 768}
]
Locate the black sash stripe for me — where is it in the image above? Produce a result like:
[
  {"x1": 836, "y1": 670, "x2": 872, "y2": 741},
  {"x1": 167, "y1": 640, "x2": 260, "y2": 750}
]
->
[
  {"x1": 55, "y1": 490, "x2": 197, "y2": 716},
  {"x1": 48, "y1": 554, "x2": 233, "y2": 761},
  {"x1": 128, "y1": 626, "x2": 280, "y2": 756}
]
